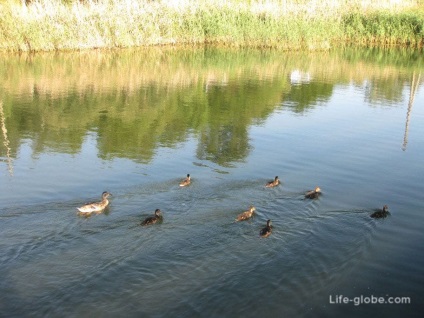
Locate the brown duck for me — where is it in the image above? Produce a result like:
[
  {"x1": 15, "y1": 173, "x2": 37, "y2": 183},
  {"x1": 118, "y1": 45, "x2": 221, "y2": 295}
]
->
[
  {"x1": 77, "y1": 191, "x2": 111, "y2": 215},
  {"x1": 305, "y1": 187, "x2": 321, "y2": 199},
  {"x1": 265, "y1": 176, "x2": 280, "y2": 188},
  {"x1": 235, "y1": 206, "x2": 256, "y2": 222},
  {"x1": 260, "y1": 219, "x2": 272, "y2": 238},
  {"x1": 179, "y1": 174, "x2": 191, "y2": 187},
  {"x1": 141, "y1": 209, "x2": 163, "y2": 226},
  {"x1": 371, "y1": 205, "x2": 389, "y2": 219}
]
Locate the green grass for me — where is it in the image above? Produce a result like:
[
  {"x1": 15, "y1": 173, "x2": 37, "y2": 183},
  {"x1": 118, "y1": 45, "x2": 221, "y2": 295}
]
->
[
  {"x1": 0, "y1": 0, "x2": 423, "y2": 51},
  {"x1": 342, "y1": 10, "x2": 424, "y2": 46}
]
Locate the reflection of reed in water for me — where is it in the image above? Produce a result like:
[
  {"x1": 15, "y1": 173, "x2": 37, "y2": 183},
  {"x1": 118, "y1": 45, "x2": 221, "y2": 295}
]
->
[
  {"x1": 402, "y1": 72, "x2": 421, "y2": 151},
  {"x1": 0, "y1": 101, "x2": 13, "y2": 176}
]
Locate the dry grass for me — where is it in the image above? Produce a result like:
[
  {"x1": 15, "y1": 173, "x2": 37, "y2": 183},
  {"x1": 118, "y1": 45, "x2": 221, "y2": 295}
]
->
[{"x1": 0, "y1": 0, "x2": 422, "y2": 51}]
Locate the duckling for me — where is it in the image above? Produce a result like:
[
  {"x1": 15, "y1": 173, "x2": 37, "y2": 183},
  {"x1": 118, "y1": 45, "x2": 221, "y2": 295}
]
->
[
  {"x1": 265, "y1": 176, "x2": 280, "y2": 188},
  {"x1": 305, "y1": 187, "x2": 321, "y2": 199},
  {"x1": 141, "y1": 209, "x2": 163, "y2": 226},
  {"x1": 235, "y1": 205, "x2": 256, "y2": 222},
  {"x1": 260, "y1": 219, "x2": 272, "y2": 238},
  {"x1": 371, "y1": 205, "x2": 389, "y2": 219},
  {"x1": 77, "y1": 191, "x2": 111, "y2": 215},
  {"x1": 179, "y1": 174, "x2": 191, "y2": 187}
]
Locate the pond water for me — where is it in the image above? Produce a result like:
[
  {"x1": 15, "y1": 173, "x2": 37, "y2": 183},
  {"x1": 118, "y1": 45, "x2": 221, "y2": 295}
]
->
[{"x1": 0, "y1": 47, "x2": 423, "y2": 317}]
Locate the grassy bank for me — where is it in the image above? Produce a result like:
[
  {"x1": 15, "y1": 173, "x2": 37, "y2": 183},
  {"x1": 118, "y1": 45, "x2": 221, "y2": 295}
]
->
[{"x1": 0, "y1": 0, "x2": 423, "y2": 51}]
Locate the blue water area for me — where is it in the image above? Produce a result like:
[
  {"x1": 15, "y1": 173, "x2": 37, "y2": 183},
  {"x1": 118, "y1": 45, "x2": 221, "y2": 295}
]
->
[{"x1": 0, "y1": 48, "x2": 423, "y2": 317}]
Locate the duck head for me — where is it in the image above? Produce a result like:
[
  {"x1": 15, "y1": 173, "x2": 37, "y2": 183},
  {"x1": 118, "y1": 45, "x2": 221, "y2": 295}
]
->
[{"x1": 102, "y1": 191, "x2": 112, "y2": 199}]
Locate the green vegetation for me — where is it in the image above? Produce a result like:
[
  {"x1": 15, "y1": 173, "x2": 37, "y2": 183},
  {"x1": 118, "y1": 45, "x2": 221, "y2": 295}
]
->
[
  {"x1": 343, "y1": 10, "x2": 424, "y2": 46},
  {"x1": 0, "y1": 0, "x2": 423, "y2": 51}
]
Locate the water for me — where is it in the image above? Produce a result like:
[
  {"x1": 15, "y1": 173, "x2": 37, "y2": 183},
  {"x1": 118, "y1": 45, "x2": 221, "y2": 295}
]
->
[{"x1": 0, "y1": 47, "x2": 423, "y2": 317}]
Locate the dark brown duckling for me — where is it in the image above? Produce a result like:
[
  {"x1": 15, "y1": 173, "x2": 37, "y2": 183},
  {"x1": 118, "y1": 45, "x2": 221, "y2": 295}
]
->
[
  {"x1": 141, "y1": 209, "x2": 163, "y2": 226},
  {"x1": 235, "y1": 205, "x2": 256, "y2": 222},
  {"x1": 371, "y1": 205, "x2": 389, "y2": 219},
  {"x1": 305, "y1": 187, "x2": 321, "y2": 199},
  {"x1": 260, "y1": 219, "x2": 272, "y2": 238},
  {"x1": 265, "y1": 176, "x2": 280, "y2": 188}
]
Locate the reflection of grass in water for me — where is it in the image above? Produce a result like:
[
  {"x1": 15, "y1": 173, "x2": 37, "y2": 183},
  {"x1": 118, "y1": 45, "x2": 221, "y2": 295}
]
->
[
  {"x1": 0, "y1": 48, "x2": 422, "y2": 166},
  {"x1": 0, "y1": 48, "x2": 292, "y2": 97},
  {"x1": 0, "y1": 48, "x2": 290, "y2": 165},
  {"x1": 0, "y1": 47, "x2": 422, "y2": 99}
]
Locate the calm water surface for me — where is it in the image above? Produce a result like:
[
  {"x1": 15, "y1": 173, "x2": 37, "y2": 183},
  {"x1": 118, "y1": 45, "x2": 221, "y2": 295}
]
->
[{"x1": 0, "y1": 48, "x2": 423, "y2": 317}]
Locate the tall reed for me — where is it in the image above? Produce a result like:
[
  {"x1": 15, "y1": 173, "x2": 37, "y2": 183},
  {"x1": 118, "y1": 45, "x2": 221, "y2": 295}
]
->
[{"x1": 0, "y1": 0, "x2": 423, "y2": 51}]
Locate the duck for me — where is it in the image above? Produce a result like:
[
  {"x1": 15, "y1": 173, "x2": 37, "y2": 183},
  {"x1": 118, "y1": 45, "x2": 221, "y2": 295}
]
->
[
  {"x1": 305, "y1": 187, "x2": 321, "y2": 199},
  {"x1": 235, "y1": 205, "x2": 256, "y2": 222},
  {"x1": 77, "y1": 191, "x2": 111, "y2": 215},
  {"x1": 141, "y1": 209, "x2": 163, "y2": 226},
  {"x1": 179, "y1": 174, "x2": 191, "y2": 187},
  {"x1": 260, "y1": 219, "x2": 272, "y2": 238},
  {"x1": 371, "y1": 205, "x2": 389, "y2": 219},
  {"x1": 265, "y1": 176, "x2": 280, "y2": 188}
]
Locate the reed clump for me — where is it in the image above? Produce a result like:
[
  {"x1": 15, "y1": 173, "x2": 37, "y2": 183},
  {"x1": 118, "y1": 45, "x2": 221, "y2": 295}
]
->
[{"x1": 0, "y1": 0, "x2": 423, "y2": 51}]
